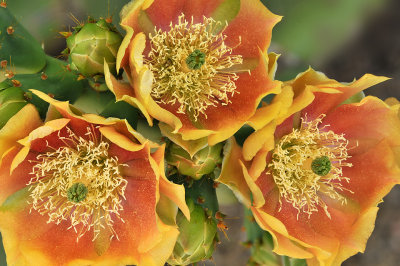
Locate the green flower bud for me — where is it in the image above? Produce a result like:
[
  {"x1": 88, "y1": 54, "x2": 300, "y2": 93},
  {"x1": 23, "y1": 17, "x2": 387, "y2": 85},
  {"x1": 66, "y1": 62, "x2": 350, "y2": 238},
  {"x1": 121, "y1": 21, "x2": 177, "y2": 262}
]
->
[
  {"x1": 248, "y1": 234, "x2": 280, "y2": 266},
  {"x1": 66, "y1": 19, "x2": 122, "y2": 77},
  {"x1": 168, "y1": 199, "x2": 218, "y2": 265},
  {"x1": 166, "y1": 142, "x2": 223, "y2": 180},
  {"x1": 0, "y1": 82, "x2": 28, "y2": 129}
]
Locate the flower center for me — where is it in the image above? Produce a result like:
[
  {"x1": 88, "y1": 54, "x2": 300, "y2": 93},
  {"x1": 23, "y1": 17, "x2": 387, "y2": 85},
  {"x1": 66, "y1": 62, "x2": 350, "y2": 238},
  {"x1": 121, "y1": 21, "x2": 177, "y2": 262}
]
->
[
  {"x1": 28, "y1": 127, "x2": 127, "y2": 241},
  {"x1": 311, "y1": 156, "x2": 332, "y2": 176},
  {"x1": 67, "y1": 183, "x2": 88, "y2": 203},
  {"x1": 186, "y1": 49, "x2": 206, "y2": 70},
  {"x1": 147, "y1": 14, "x2": 243, "y2": 121},
  {"x1": 269, "y1": 115, "x2": 353, "y2": 218}
]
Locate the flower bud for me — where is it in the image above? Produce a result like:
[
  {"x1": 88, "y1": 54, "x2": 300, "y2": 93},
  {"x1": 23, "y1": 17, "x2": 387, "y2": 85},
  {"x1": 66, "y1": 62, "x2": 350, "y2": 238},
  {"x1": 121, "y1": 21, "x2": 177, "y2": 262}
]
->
[
  {"x1": 248, "y1": 234, "x2": 279, "y2": 266},
  {"x1": 168, "y1": 199, "x2": 218, "y2": 265},
  {"x1": 166, "y1": 142, "x2": 223, "y2": 180},
  {"x1": 66, "y1": 19, "x2": 122, "y2": 77}
]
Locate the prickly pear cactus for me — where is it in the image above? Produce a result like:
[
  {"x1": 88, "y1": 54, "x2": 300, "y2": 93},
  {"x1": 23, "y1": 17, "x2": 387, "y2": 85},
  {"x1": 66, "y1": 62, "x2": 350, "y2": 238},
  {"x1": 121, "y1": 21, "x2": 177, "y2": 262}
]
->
[
  {"x1": 0, "y1": 6, "x2": 46, "y2": 80},
  {"x1": 7, "y1": 56, "x2": 87, "y2": 118}
]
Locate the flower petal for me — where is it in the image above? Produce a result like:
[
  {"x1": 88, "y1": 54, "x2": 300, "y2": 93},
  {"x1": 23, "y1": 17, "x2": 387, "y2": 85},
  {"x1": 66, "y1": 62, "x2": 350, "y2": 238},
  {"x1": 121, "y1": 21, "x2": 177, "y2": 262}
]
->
[
  {"x1": 289, "y1": 69, "x2": 390, "y2": 120},
  {"x1": 0, "y1": 149, "x2": 35, "y2": 205},
  {"x1": 340, "y1": 140, "x2": 400, "y2": 209},
  {"x1": 243, "y1": 121, "x2": 276, "y2": 161},
  {"x1": 151, "y1": 145, "x2": 190, "y2": 220},
  {"x1": 0, "y1": 104, "x2": 41, "y2": 161},
  {"x1": 218, "y1": 138, "x2": 253, "y2": 206},
  {"x1": 199, "y1": 52, "x2": 281, "y2": 145},
  {"x1": 144, "y1": 0, "x2": 226, "y2": 30},
  {"x1": 159, "y1": 123, "x2": 209, "y2": 157},
  {"x1": 104, "y1": 62, "x2": 153, "y2": 126},
  {"x1": 324, "y1": 96, "x2": 400, "y2": 155},
  {"x1": 223, "y1": 0, "x2": 282, "y2": 58}
]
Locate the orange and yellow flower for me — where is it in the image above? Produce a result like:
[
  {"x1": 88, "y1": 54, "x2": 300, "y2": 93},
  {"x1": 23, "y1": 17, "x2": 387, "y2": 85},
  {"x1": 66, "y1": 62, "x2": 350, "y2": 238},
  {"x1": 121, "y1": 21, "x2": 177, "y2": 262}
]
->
[
  {"x1": 105, "y1": 0, "x2": 282, "y2": 152},
  {"x1": 218, "y1": 69, "x2": 400, "y2": 265},
  {"x1": 0, "y1": 90, "x2": 189, "y2": 266}
]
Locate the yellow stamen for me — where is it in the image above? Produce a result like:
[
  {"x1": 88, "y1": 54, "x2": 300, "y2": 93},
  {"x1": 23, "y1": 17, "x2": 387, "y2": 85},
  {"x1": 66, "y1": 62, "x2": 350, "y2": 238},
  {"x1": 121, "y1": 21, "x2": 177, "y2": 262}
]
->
[
  {"x1": 268, "y1": 115, "x2": 353, "y2": 219},
  {"x1": 147, "y1": 14, "x2": 243, "y2": 120},
  {"x1": 28, "y1": 126, "x2": 127, "y2": 241}
]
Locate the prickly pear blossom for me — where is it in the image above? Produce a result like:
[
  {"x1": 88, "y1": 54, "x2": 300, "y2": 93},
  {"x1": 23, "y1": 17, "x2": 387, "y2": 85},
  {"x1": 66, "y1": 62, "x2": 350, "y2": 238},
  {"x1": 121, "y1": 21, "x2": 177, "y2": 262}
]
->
[
  {"x1": 0, "y1": 90, "x2": 189, "y2": 266},
  {"x1": 105, "y1": 0, "x2": 282, "y2": 151},
  {"x1": 218, "y1": 69, "x2": 400, "y2": 265}
]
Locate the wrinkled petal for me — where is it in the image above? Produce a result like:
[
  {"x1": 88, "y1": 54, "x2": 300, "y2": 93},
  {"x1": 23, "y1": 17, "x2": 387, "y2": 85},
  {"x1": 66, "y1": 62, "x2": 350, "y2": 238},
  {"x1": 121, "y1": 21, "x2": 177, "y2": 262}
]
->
[{"x1": 0, "y1": 104, "x2": 41, "y2": 162}]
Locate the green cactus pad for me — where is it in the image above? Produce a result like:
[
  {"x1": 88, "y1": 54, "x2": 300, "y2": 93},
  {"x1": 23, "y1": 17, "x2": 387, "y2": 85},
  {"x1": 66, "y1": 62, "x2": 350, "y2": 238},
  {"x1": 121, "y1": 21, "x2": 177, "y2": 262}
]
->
[
  {"x1": 0, "y1": 85, "x2": 28, "y2": 129},
  {"x1": 8, "y1": 56, "x2": 87, "y2": 118},
  {"x1": 0, "y1": 7, "x2": 46, "y2": 79}
]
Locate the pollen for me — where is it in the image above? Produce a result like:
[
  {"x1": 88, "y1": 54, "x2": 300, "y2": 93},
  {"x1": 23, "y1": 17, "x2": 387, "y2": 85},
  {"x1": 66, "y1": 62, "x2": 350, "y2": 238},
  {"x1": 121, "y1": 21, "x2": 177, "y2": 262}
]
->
[
  {"x1": 147, "y1": 14, "x2": 243, "y2": 121},
  {"x1": 268, "y1": 115, "x2": 353, "y2": 219},
  {"x1": 28, "y1": 126, "x2": 127, "y2": 241}
]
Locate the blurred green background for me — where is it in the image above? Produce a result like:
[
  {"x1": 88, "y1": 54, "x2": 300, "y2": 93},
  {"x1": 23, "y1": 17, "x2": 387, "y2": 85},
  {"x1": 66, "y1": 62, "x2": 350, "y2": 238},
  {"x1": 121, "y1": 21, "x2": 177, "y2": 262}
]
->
[{"x1": 1, "y1": 0, "x2": 400, "y2": 265}]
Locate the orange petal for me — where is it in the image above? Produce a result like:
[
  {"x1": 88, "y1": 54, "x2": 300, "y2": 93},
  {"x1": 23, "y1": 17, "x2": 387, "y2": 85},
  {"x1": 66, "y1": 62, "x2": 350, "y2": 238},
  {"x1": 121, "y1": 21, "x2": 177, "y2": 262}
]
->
[
  {"x1": 240, "y1": 160, "x2": 265, "y2": 208},
  {"x1": 340, "y1": 140, "x2": 400, "y2": 209},
  {"x1": 199, "y1": 52, "x2": 281, "y2": 145},
  {"x1": 159, "y1": 123, "x2": 209, "y2": 157},
  {"x1": 223, "y1": 0, "x2": 282, "y2": 58},
  {"x1": 144, "y1": 0, "x2": 225, "y2": 30},
  {"x1": 151, "y1": 144, "x2": 190, "y2": 220},
  {"x1": 329, "y1": 207, "x2": 379, "y2": 266},
  {"x1": 0, "y1": 104, "x2": 41, "y2": 161},
  {"x1": 291, "y1": 69, "x2": 390, "y2": 120},
  {"x1": 104, "y1": 62, "x2": 153, "y2": 126},
  {"x1": 324, "y1": 96, "x2": 400, "y2": 155},
  {"x1": 251, "y1": 208, "x2": 314, "y2": 259},
  {"x1": 118, "y1": 0, "x2": 154, "y2": 70},
  {"x1": 217, "y1": 138, "x2": 252, "y2": 207},
  {"x1": 99, "y1": 126, "x2": 146, "y2": 152},
  {"x1": 0, "y1": 149, "x2": 35, "y2": 205},
  {"x1": 243, "y1": 121, "x2": 276, "y2": 161},
  {"x1": 247, "y1": 86, "x2": 292, "y2": 131},
  {"x1": 0, "y1": 187, "x2": 98, "y2": 265}
]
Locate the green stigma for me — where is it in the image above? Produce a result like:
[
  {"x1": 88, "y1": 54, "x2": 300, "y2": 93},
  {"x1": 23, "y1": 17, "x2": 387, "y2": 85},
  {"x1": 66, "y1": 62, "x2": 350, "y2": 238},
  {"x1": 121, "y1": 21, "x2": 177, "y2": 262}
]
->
[
  {"x1": 67, "y1": 183, "x2": 88, "y2": 203},
  {"x1": 186, "y1": 49, "x2": 206, "y2": 70},
  {"x1": 311, "y1": 156, "x2": 332, "y2": 176}
]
